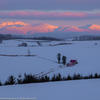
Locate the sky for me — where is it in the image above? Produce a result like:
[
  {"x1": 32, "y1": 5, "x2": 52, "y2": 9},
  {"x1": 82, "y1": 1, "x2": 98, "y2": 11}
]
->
[
  {"x1": 0, "y1": 0, "x2": 100, "y2": 36},
  {"x1": 0, "y1": 0, "x2": 100, "y2": 26}
]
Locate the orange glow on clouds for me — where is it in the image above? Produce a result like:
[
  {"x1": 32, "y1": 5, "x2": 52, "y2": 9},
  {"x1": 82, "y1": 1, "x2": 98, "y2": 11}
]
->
[
  {"x1": 55, "y1": 12, "x2": 86, "y2": 17},
  {"x1": 1, "y1": 11, "x2": 98, "y2": 20},
  {"x1": 12, "y1": 11, "x2": 87, "y2": 18}
]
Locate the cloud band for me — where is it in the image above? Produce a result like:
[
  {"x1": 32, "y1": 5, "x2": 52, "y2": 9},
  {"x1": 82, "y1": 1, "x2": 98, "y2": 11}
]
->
[{"x1": 0, "y1": 11, "x2": 100, "y2": 20}]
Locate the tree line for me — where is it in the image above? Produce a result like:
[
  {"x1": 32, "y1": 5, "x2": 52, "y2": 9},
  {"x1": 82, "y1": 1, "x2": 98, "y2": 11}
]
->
[
  {"x1": 0, "y1": 34, "x2": 12, "y2": 40},
  {"x1": 0, "y1": 73, "x2": 100, "y2": 86}
]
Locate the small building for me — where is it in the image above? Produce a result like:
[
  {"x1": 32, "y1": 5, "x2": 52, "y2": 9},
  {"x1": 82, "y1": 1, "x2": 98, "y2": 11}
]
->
[
  {"x1": 70, "y1": 60, "x2": 78, "y2": 64},
  {"x1": 21, "y1": 43, "x2": 27, "y2": 47},
  {"x1": 18, "y1": 43, "x2": 27, "y2": 47},
  {"x1": 66, "y1": 60, "x2": 78, "y2": 67}
]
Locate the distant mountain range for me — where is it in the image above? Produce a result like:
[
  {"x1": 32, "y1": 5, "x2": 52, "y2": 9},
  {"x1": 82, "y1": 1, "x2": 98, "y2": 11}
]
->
[{"x1": 0, "y1": 21, "x2": 100, "y2": 38}]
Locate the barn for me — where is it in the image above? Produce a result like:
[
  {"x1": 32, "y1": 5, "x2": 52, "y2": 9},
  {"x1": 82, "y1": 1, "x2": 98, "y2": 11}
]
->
[
  {"x1": 66, "y1": 60, "x2": 78, "y2": 67},
  {"x1": 70, "y1": 60, "x2": 78, "y2": 64},
  {"x1": 18, "y1": 43, "x2": 27, "y2": 47}
]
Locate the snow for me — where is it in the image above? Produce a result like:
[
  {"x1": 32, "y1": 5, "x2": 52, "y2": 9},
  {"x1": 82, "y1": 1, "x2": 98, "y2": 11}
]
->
[
  {"x1": 0, "y1": 39, "x2": 100, "y2": 99},
  {"x1": 0, "y1": 40, "x2": 100, "y2": 82},
  {"x1": 0, "y1": 79, "x2": 100, "y2": 100}
]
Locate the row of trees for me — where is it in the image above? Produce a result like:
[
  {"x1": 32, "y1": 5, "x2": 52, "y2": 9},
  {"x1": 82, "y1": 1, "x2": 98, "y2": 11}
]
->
[
  {"x1": 73, "y1": 35, "x2": 100, "y2": 41},
  {"x1": 0, "y1": 34, "x2": 12, "y2": 40},
  {"x1": 0, "y1": 73, "x2": 100, "y2": 86},
  {"x1": 57, "y1": 53, "x2": 67, "y2": 65}
]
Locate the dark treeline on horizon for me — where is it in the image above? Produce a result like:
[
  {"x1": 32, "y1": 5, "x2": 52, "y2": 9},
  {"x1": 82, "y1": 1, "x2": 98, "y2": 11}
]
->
[{"x1": 0, "y1": 34, "x2": 62, "y2": 41}]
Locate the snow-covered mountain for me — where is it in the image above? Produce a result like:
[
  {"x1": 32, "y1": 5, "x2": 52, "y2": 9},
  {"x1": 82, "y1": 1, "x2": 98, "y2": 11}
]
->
[{"x1": 0, "y1": 21, "x2": 100, "y2": 37}]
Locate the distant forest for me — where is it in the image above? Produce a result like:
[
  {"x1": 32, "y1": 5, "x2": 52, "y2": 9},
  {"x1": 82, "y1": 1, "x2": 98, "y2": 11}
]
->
[
  {"x1": 1, "y1": 34, "x2": 100, "y2": 41},
  {"x1": 0, "y1": 34, "x2": 61, "y2": 41},
  {"x1": 73, "y1": 35, "x2": 100, "y2": 41}
]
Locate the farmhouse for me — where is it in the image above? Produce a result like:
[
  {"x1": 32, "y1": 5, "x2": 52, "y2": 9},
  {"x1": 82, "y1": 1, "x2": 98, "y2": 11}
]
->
[
  {"x1": 66, "y1": 60, "x2": 78, "y2": 67},
  {"x1": 70, "y1": 60, "x2": 78, "y2": 64},
  {"x1": 18, "y1": 43, "x2": 27, "y2": 47}
]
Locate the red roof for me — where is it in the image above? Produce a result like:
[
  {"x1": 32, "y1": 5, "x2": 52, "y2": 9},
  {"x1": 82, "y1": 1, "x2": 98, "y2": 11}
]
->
[{"x1": 70, "y1": 60, "x2": 77, "y2": 62}]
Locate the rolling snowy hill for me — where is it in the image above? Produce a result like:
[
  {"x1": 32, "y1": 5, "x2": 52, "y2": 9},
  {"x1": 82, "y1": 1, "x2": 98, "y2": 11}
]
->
[
  {"x1": 0, "y1": 39, "x2": 100, "y2": 82},
  {"x1": 0, "y1": 39, "x2": 100, "y2": 99},
  {"x1": 0, "y1": 79, "x2": 100, "y2": 100}
]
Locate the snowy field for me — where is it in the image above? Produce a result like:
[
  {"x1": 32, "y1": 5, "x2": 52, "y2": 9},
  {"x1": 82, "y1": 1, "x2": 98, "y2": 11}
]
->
[
  {"x1": 0, "y1": 79, "x2": 100, "y2": 100},
  {"x1": 0, "y1": 39, "x2": 100, "y2": 82},
  {"x1": 0, "y1": 39, "x2": 100, "y2": 99}
]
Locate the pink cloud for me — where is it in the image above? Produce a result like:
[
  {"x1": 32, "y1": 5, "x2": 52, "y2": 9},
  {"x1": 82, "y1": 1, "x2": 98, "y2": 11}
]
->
[{"x1": 0, "y1": 11, "x2": 100, "y2": 20}]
